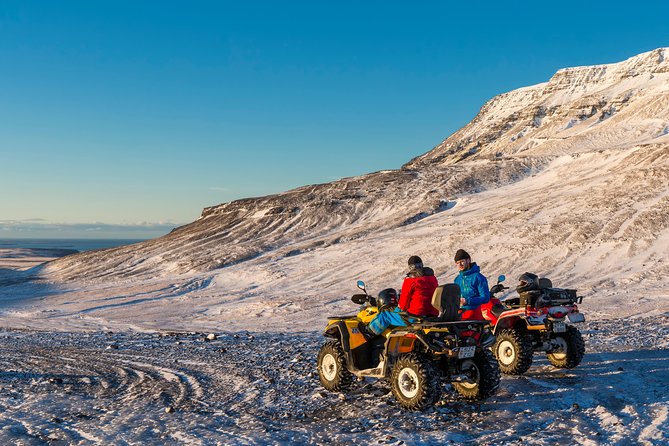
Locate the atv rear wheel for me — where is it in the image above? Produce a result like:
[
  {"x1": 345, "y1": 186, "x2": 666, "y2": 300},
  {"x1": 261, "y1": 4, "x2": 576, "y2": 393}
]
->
[
  {"x1": 494, "y1": 329, "x2": 533, "y2": 375},
  {"x1": 390, "y1": 353, "x2": 440, "y2": 411},
  {"x1": 453, "y1": 348, "x2": 501, "y2": 400},
  {"x1": 547, "y1": 325, "x2": 585, "y2": 369},
  {"x1": 317, "y1": 341, "x2": 353, "y2": 392}
]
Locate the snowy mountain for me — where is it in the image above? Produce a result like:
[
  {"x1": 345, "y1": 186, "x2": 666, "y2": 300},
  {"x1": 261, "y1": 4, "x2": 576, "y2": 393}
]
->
[
  {"x1": 38, "y1": 48, "x2": 668, "y2": 290},
  {"x1": 0, "y1": 48, "x2": 665, "y2": 333},
  {"x1": 409, "y1": 48, "x2": 669, "y2": 164}
]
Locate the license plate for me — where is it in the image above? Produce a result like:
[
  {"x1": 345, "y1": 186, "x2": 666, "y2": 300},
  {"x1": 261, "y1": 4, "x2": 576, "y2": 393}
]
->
[
  {"x1": 553, "y1": 321, "x2": 566, "y2": 333},
  {"x1": 458, "y1": 346, "x2": 476, "y2": 359}
]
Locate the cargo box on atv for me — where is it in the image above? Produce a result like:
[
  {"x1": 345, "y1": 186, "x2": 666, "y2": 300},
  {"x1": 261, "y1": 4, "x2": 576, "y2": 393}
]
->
[{"x1": 516, "y1": 287, "x2": 578, "y2": 307}]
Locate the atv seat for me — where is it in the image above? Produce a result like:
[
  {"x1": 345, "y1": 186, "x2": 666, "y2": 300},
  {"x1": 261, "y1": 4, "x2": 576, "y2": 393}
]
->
[
  {"x1": 429, "y1": 284, "x2": 461, "y2": 322},
  {"x1": 538, "y1": 278, "x2": 553, "y2": 289},
  {"x1": 502, "y1": 297, "x2": 521, "y2": 308},
  {"x1": 491, "y1": 302, "x2": 507, "y2": 318}
]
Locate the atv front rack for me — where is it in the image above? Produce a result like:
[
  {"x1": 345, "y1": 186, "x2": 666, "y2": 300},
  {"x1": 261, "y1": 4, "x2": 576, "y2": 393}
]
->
[{"x1": 326, "y1": 315, "x2": 358, "y2": 320}]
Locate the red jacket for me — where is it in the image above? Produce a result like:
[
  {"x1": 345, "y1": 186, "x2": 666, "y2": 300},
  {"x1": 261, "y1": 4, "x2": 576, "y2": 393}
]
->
[{"x1": 399, "y1": 273, "x2": 439, "y2": 317}]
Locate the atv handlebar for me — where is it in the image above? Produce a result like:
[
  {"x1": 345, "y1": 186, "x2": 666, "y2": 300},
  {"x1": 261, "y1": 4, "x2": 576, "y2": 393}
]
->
[
  {"x1": 351, "y1": 294, "x2": 368, "y2": 305},
  {"x1": 490, "y1": 284, "x2": 509, "y2": 295}
]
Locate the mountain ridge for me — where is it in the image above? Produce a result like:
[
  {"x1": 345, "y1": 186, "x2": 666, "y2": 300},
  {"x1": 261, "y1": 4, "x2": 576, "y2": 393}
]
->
[
  {"x1": 39, "y1": 48, "x2": 669, "y2": 285},
  {"x1": 405, "y1": 47, "x2": 668, "y2": 168}
]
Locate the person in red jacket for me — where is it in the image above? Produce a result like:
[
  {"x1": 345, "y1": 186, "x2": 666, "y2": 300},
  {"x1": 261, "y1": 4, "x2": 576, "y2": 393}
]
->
[{"x1": 398, "y1": 256, "x2": 439, "y2": 317}]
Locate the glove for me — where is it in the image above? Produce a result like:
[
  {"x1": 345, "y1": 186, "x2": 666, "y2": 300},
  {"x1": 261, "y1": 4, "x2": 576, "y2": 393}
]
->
[{"x1": 358, "y1": 323, "x2": 375, "y2": 340}]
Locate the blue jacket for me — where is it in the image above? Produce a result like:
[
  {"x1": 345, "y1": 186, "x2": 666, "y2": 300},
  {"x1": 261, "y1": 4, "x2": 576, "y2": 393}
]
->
[
  {"x1": 454, "y1": 263, "x2": 490, "y2": 310},
  {"x1": 368, "y1": 307, "x2": 409, "y2": 335}
]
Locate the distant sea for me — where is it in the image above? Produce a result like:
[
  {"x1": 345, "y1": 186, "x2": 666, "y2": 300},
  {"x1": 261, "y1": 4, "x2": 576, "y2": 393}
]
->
[{"x1": 0, "y1": 239, "x2": 147, "y2": 253}]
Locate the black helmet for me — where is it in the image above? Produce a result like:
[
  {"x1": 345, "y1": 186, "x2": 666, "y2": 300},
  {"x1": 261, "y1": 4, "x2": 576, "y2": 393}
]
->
[
  {"x1": 516, "y1": 272, "x2": 539, "y2": 293},
  {"x1": 377, "y1": 288, "x2": 398, "y2": 310}
]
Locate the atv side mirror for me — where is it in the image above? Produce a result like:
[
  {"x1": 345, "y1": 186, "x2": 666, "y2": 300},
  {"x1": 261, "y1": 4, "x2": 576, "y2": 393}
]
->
[
  {"x1": 351, "y1": 294, "x2": 368, "y2": 305},
  {"x1": 497, "y1": 275, "x2": 506, "y2": 283},
  {"x1": 356, "y1": 280, "x2": 366, "y2": 292}
]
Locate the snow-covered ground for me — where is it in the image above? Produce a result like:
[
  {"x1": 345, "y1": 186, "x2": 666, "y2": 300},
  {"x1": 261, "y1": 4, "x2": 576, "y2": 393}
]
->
[
  {"x1": 0, "y1": 319, "x2": 666, "y2": 446},
  {"x1": 0, "y1": 229, "x2": 667, "y2": 445}
]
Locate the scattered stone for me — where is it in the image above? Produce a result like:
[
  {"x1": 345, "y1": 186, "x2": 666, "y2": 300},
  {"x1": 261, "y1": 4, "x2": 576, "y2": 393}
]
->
[
  {"x1": 206, "y1": 333, "x2": 217, "y2": 341},
  {"x1": 106, "y1": 344, "x2": 119, "y2": 350},
  {"x1": 165, "y1": 406, "x2": 175, "y2": 414},
  {"x1": 48, "y1": 377, "x2": 63, "y2": 384},
  {"x1": 617, "y1": 366, "x2": 624, "y2": 371}
]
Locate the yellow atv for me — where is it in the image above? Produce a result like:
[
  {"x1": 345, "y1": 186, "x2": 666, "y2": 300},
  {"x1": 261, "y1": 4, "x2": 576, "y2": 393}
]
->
[{"x1": 317, "y1": 281, "x2": 500, "y2": 411}]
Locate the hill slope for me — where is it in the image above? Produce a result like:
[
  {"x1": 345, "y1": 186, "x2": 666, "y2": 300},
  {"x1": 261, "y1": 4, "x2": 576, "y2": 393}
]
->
[{"x1": 0, "y1": 48, "x2": 667, "y2": 333}]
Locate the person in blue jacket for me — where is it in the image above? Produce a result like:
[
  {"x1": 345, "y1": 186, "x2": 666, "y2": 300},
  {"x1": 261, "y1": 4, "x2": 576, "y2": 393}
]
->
[
  {"x1": 453, "y1": 249, "x2": 490, "y2": 320},
  {"x1": 367, "y1": 288, "x2": 410, "y2": 335}
]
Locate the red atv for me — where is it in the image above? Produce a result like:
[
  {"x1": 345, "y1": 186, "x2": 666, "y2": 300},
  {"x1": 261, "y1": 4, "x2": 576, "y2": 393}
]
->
[{"x1": 481, "y1": 273, "x2": 586, "y2": 375}]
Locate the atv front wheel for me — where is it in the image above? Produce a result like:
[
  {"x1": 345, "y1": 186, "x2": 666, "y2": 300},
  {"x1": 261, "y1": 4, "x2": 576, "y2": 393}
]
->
[
  {"x1": 453, "y1": 349, "x2": 501, "y2": 400},
  {"x1": 494, "y1": 329, "x2": 534, "y2": 375},
  {"x1": 390, "y1": 353, "x2": 441, "y2": 411},
  {"x1": 547, "y1": 325, "x2": 585, "y2": 369},
  {"x1": 317, "y1": 341, "x2": 353, "y2": 392}
]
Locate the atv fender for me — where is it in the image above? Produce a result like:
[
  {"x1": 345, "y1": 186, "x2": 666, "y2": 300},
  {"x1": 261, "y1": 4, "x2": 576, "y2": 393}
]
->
[
  {"x1": 324, "y1": 320, "x2": 375, "y2": 374},
  {"x1": 324, "y1": 321, "x2": 352, "y2": 352},
  {"x1": 493, "y1": 308, "x2": 525, "y2": 333}
]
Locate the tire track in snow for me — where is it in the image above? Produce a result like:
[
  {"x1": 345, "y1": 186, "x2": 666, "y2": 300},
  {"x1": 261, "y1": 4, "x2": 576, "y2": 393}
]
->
[{"x1": 0, "y1": 327, "x2": 666, "y2": 445}]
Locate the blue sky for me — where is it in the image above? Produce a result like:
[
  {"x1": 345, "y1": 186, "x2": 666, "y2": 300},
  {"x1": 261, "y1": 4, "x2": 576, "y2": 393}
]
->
[{"x1": 2, "y1": 1, "x2": 668, "y2": 238}]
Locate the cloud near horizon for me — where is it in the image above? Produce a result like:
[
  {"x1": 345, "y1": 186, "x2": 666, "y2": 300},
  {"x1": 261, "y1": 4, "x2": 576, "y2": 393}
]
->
[{"x1": 0, "y1": 220, "x2": 182, "y2": 239}]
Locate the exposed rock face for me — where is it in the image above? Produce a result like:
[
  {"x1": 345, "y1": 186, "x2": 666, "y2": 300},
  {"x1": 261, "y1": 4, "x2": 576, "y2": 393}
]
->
[{"x1": 42, "y1": 48, "x2": 669, "y2": 282}]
